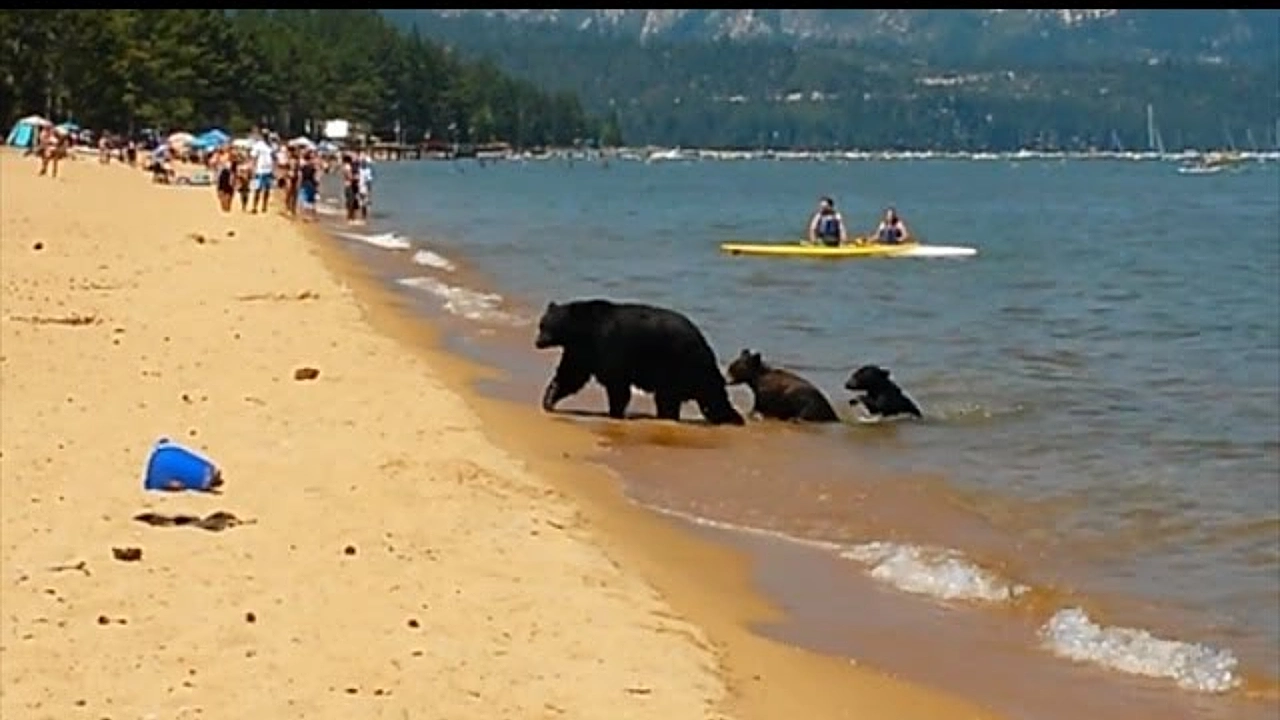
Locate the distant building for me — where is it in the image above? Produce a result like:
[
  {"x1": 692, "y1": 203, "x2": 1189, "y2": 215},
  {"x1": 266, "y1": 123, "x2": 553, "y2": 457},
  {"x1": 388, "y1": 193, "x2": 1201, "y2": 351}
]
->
[
  {"x1": 322, "y1": 119, "x2": 372, "y2": 144},
  {"x1": 322, "y1": 119, "x2": 349, "y2": 141}
]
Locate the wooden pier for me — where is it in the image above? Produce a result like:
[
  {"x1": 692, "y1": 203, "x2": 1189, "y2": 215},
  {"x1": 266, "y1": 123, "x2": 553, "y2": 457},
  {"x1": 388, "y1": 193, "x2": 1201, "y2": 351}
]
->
[
  {"x1": 357, "y1": 140, "x2": 516, "y2": 162},
  {"x1": 365, "y1": 143, "x2": 422, "y2": 161}
]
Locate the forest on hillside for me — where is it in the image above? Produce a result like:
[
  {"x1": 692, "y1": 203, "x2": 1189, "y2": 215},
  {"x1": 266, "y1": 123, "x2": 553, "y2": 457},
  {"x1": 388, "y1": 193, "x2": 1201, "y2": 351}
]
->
[
  {"x1": 0, "y1": 10, "x2": 598, "y2": 147},
  {"x1": 394, "y1": 12, "x2": 1280, "y2": 151},
  {"x1": 389, "y1": 10, "x2": 1280, "y2": 68}
]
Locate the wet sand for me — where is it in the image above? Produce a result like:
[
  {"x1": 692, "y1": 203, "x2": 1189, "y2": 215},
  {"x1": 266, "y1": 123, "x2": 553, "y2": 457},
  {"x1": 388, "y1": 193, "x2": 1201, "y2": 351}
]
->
[
  {"x1": 0, "y1": 152, "x2": 997, "y2": 720},
  {"x1": 321, "y1": 162, "x2": 1277, "y2": 720},
  {"x1": 446, "y1": 324, "x2": 1280, "y2": 720}
]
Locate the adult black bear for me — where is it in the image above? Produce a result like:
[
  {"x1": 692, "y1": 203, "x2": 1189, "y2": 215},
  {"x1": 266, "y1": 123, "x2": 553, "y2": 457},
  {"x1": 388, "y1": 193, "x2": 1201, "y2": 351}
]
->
[
  {"x1": 725, "y1": 349, "x2": 840, "y2": 423},
  {"x1": 535, "y1": 299, "x2": 745, "y2": 426},
  {"x1": 844, "y1": 364, "x2": 923, "y2": 419}
]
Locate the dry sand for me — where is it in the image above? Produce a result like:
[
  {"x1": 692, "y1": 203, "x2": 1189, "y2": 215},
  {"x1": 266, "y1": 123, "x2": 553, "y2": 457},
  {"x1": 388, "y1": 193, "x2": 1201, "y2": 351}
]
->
[{"x1": 0, "y1": 151, "x2": 1000, "y2": 720}]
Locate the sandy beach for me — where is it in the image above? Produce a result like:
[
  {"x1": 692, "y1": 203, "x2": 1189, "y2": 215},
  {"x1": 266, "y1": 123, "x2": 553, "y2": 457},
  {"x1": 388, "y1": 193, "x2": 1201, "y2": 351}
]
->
[{"x1": 0, "y1": 152, "x2": 997, "y2": 720}]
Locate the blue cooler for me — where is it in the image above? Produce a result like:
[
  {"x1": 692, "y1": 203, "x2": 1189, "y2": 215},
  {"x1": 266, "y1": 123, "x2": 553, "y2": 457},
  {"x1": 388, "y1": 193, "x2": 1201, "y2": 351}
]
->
[{"x1": 144, "y1": 438, "x2": 220, "y2": 491}]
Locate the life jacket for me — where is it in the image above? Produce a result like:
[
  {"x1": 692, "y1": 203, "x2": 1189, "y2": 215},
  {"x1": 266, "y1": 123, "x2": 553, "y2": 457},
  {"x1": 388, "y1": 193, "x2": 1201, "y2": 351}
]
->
[
  {"x1": 878, "y1": 221, "x2": 903, "y2": 243},
  {"x1": 816, "y1": 212, "x2": 841, "y2": 239}
]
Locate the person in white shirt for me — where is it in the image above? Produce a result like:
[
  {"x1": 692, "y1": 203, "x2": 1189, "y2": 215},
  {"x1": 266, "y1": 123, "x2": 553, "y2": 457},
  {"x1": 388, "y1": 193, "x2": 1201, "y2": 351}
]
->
[
  {"x1": 357, "y1": 155, "x2": 374, "y2": 221},
  {"x1": 249, "y1": 129, "x2": 276, "y2": 214}
]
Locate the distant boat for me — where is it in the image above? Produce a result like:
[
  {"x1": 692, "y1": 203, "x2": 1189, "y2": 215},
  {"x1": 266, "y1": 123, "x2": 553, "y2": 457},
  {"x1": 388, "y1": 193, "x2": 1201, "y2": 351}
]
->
[
  {"x1": 1202, "y1": 151, "x2": 1245, "y2": 168},
  {"x1": 645, "y1": 147, "x2": 694, "y2": 163},
  {"x1": 1177, "y1": 150, "x2": 1246, "y2": 175},
  {"x1": 1176, "y1": 163, "x2": 1224, "y2": 176}
]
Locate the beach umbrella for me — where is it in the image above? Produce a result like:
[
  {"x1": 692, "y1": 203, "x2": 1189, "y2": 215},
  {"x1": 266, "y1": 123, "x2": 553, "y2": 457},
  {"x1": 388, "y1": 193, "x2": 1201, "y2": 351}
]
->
[
  {"x1": 199, "y1": 128, "x2": 231, "y2": 145},
  {"x1": 190, "y1": 129, "x2": 231, "y2": 150},
  {"x1": 18, "y1": 114, "x2": 52, "y2": 127},
  {"x1": 167, "y1": 131, "x2": 195, "y2": 147},
  {"x1": 56, "y1": 121, "x2": 80, "y2": 133},
  {"x1": 287, "y1": 135, "x2": 315, "y2": 148}
]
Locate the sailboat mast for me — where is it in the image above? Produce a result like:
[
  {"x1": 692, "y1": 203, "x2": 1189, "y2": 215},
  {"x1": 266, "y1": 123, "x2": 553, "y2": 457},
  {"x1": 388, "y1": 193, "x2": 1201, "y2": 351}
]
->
[{"x1": 1146, "y1": 103, "x2": 1155, "y2": 151}]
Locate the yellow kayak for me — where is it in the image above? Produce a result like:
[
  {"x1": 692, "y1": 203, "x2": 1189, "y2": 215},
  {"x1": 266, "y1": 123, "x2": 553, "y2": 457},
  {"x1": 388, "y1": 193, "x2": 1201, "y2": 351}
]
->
[{"x1": 719, "y1": 240, "x2": 978, "y2": 259}]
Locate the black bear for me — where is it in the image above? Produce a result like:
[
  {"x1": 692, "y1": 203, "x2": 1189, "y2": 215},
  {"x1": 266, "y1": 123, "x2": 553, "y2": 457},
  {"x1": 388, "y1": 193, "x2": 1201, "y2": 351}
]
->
[
  {"x1": 725, "y1": 349, "x2": 840, "y2": 423},
  {"x1": 535, "y1": 299, "x2": 745, "y2": 426},
  {"x1": 844, "y1": 364, "x2": 923, "y2": 419}
]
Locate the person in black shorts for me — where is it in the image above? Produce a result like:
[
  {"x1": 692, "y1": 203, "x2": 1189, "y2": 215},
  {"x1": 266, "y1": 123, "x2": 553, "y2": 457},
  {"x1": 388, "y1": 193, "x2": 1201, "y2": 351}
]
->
[
  {"x1": 298, "y1": 151, "x2": 320, "y2": 222},
  {"x1": 342, "y1": 154, "x2": 362, "y2": 224},
  {"x1": 215, "y1": 149, "x2": 236, "y2": 213}
]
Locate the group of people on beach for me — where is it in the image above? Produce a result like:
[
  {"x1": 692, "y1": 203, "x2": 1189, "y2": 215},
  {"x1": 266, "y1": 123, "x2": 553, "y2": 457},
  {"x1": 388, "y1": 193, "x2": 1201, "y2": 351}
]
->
[
  {"x1": 95, "y1": 133, "x2": 140, "y2": 167},
  {"x1": 806, "y1": 196, "x2": 912, "y2": 247},
  {"x1": 208, "y1": 129, "x2": 319, "y2": 221},
  {"x1": 23, "y1": 123, "x2": 143, "y2": 179},
  {"x1": 32, "y1": 122, "x2": 380, "y2": 227},
  {"x1": 201, "y1": 127, "x2": 375, "y2": 225}
]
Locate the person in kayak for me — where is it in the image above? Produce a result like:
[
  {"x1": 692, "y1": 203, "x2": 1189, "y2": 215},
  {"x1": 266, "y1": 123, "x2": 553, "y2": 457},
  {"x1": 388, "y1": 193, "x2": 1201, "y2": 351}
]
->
[
  {"x1": 874, "y1": 207, "x2": 912, "y2": 245},
  {"x1": 807, "y1": 196, "x2": 848, "y2": 246}
]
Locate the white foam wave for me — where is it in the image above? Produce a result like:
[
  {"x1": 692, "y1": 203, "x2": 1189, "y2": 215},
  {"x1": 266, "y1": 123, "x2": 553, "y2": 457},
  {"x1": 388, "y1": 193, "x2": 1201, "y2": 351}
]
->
[
  {"x1": 841, "y1": 541, "x2": 1029, "y2": 602},
  {"x1": 644, "y1": 503, "x2": 839, "y2": 547},
  {"x1": 1040, "y1": 607, "x2": 1240, "y2": 693},
  {"x1": 335, "y1": 230, "x2": 411, "y2": 251},
  {"x1": 632, "y1": 501, "x2": 1246, "y2": 694},
  {"x1": 412, "y1": 249, "x2": 456, "y2": 272},
  {"x1": 853, "y1": 413, "x2": 917, "y2": 425},
  {"x1": 650, "y1": 507, "x2": 1024, "y2": 603},
  {"x1": 395, "y1": 276, "x2": 527, "y2": 326}
]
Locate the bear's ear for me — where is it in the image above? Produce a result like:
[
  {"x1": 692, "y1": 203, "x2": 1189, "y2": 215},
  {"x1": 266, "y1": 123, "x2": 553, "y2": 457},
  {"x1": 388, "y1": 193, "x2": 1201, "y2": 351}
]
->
[
  {"x1": 878, "y1": 366, "x2": 892, "y2": 379},
  {"x1": 749, "y1": 351, "x2": 762, "y2": 363},
  {"x1": 738, "y1": 348, "x2": 752, "y2": 359},
  {"x1": 546, "y1": 301, "x2": 559, "y2": 311}
]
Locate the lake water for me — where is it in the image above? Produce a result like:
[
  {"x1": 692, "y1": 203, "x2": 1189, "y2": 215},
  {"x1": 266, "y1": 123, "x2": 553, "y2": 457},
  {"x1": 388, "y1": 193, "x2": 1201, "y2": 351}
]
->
[{"x1": 322, "y1": 157, "x2": 1279, "y2": 718}]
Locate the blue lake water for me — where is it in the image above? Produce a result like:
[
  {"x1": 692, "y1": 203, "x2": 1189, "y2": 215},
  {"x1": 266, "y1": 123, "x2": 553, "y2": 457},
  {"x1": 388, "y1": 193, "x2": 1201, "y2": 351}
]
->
[{"x1": 329, "y1": 157, "x2": 1280, "y2": 709}]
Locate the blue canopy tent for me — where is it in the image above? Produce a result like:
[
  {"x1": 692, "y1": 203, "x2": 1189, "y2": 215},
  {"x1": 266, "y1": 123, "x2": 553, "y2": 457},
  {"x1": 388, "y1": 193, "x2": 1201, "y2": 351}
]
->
[
  {"x1": 6, "y1": 115, "x2": 49, "y2": 149},
  {"x1": 189, "y1": 129, "x2": 231, "y2": 151}
]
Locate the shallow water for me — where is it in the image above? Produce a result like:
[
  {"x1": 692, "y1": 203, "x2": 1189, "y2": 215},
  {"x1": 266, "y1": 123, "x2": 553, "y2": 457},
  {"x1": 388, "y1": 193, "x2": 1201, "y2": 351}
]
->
[{"x1": 327, "y1": 157, "x2": 1280, "y2": 714}]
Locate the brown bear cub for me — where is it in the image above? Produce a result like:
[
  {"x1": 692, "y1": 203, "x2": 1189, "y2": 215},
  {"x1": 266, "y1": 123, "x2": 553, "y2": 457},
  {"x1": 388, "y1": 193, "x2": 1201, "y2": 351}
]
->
[{"x1": 725, "y1": 349, "x2": 840, "y2": 423}]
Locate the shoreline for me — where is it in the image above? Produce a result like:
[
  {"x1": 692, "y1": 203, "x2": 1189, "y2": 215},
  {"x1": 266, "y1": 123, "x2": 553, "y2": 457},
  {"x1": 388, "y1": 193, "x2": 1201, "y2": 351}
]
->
[
  {"x1": 409, "y1": 288, "x2": 1280, "y2": 720},
  {"x1": 316, "y1": 160, "x2": 1279, "y2": 720},
  {"x1": 0, "y1": 152, "x2": 996, "y2": 719},
  {"x1": 308, "y1": 203, "x2": 1009, "y2": 720}
]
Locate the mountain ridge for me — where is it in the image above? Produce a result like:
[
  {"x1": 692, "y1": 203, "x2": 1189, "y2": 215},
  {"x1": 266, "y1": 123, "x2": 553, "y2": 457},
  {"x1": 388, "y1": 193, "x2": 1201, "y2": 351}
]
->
[
  {"x1": 408, "y1": 10, "x2": 1278, "y2": 66},
  {"x1": 381, "y1": 10, "x2": 1279, "y2": 150}
]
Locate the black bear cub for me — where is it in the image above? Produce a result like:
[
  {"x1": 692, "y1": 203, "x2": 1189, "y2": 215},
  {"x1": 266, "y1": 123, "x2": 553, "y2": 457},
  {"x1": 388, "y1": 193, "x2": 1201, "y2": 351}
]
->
[
  {"x1": 844, "y1": 364, "x2": 923, "y2": 419},
  {"x1": 725, "y1": 349, "x2": 840, "y2": 423},
  {"x1": 535, "y1": 299, "x2": 744, "y2": 426}
]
